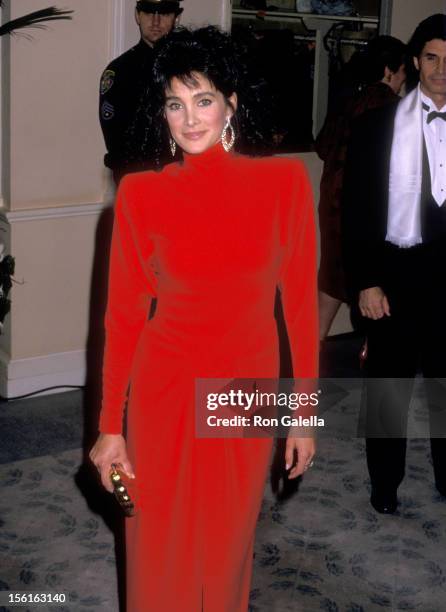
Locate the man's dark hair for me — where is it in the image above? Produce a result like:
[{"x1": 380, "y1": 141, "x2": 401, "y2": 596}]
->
[
  {"x1": 408, "y1": 13, "x2": 446, "y2": 59},
  {"x1": 125, "y1": 26, "x2": 277, "y2": 170}
]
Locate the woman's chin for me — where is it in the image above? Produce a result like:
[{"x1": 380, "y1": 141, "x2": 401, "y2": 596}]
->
[{"x1": 179, "y1": 137, "x2": 219, "y2": 156}]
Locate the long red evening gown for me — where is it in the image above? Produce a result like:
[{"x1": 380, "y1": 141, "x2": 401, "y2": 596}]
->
[{"x1": 99, "y1": 143, "x2": 318, "y2": 611}]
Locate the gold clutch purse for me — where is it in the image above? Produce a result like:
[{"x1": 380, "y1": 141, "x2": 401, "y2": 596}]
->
[{"x1": 109, "y1": 463, "x2": 136, "y2": 517}]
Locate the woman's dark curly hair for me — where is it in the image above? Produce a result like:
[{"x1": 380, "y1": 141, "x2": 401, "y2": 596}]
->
[{"x1": 124, "y1": 26, "x2": 277, "y2": 170}]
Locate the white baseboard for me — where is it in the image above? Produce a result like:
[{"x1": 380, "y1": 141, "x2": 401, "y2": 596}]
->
[{"x1": 0, "y1": 350, "x2": 86, "y2": 399}]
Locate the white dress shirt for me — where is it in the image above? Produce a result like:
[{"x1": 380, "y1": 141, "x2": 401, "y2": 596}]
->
[{"x1": 421, "y1": 91, "x2": 446, "y2": 206}]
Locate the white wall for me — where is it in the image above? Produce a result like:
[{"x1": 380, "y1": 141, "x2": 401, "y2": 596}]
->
[
  {"x1": 0, "y1": 1, "x2": 112, "y2": 395},
  {"x1": 7, "y1": 0, "x2": 109, "y2": 210},
  {"x1": 182, "y1": 0, "x2": 232, "y2": 30},
  {"x1": 391, "y1": 0, "x2": 445, "y2": 42},
  {"x1": 122, "y1": 2, "x2": 140, "y2": 51}
]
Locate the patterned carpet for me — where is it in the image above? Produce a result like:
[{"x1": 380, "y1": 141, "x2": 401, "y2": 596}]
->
[
  {"x1": 0, "y1": 448, "x2": 117, "y2": 612},
  {"x1": 1, "y1": 436, "x2": 445, "y2": 611}
]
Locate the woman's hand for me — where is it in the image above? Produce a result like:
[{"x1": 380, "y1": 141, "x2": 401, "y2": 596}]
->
[
  {"x1": 89, "y1": 433, "x2": 135, "y2": 493},
  {"x1": 285, "y1": 436, "x2": 316, "y2": 479}
]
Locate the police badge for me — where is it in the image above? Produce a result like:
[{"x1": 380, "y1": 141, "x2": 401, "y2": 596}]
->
[{"x1": 100, "y1": 69, "x2": 115, "y2": 95}]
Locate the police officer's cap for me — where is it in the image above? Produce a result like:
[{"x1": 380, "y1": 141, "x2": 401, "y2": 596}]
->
[{"x1": 136, "y1": 0, "x2": 184, "y2": 16}]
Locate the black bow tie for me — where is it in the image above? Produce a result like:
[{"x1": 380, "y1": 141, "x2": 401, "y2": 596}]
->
[
  {"x1": 423, "y1": 103, "x2": 446, "y2": 124},
  {"x1": 427, "y1": 110, "x2": 446, "y2": 124}
]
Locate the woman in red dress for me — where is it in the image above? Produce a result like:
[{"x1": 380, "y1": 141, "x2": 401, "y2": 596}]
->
[{"x1": 90, "y1": 27, "x2": 318, "y2": 611}]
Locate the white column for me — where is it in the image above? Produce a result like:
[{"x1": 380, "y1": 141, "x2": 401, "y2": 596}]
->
[{"x1": 111, "y1": 0, "x2": 127, "y2": 58}]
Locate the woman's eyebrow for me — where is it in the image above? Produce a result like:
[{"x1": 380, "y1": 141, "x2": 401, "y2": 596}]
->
[
  {"x1": 165, "y1": 91, "x2": 217, "y2": 101},
  {"x1": 192, "y1": 91, "x2": 216, "y2": 98}
]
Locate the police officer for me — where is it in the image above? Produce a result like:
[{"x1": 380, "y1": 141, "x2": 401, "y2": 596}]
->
[{"x1": 99, "y1": 0, "x2": 184, "y2": 185}]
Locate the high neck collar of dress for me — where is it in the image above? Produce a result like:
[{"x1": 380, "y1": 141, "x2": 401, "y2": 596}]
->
[{"x1": 182, "y1": 142, "x2": 234, "y2": 171}]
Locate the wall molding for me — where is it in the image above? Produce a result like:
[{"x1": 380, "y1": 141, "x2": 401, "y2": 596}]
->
[
  {"x1": 0, "y1": 349, "x2": 86, "y2": 399},
  {"x1": 0, "y1": 200, "x2": 111, "y2": 224},
  {"x1": 111, "y1": 0, "x2": 126, "y2": 59}
]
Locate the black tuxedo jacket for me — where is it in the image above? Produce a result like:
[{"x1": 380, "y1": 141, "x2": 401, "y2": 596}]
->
[
  {"x1": 341, "y1": 101, "x2": 399, "y2": 296},
  {"x1": 342, "y1": 99, "x2": 446, "y2": 301}
]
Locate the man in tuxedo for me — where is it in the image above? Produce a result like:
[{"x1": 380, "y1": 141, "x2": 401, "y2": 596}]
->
[
  {"x1": 343, "y1": 14, "x2": 446, "y2": 514},
  {"x1": 99, "y1": 0, "x2": 183, "y2": 184}
]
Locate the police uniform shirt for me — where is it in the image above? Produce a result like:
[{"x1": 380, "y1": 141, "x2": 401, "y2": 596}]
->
[{"x1": 99, "y1": 39, "x2": 155, "y2": 181}]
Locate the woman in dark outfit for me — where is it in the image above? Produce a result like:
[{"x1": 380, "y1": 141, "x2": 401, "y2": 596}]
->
[{"x1": 317, "y1": 36, "x2": 407, "y2": 340}]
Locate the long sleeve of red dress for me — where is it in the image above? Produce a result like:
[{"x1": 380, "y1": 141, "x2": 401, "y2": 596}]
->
[
  {"x1": 98, "y1": 144, "x2": 318, "y2": 612},
  {"x1": 279, "y1": 162, "x2": 319, "y2": 380},
  {"x1": 99, "y1": 178, "x2": 155, "y2": 434}
]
